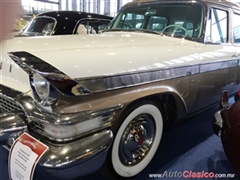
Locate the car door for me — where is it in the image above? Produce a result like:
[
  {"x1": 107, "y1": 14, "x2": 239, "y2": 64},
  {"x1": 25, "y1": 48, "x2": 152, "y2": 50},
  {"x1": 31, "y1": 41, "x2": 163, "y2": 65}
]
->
[{"x1": 191, "y1": 7, "x2": 238, "y2": 112}]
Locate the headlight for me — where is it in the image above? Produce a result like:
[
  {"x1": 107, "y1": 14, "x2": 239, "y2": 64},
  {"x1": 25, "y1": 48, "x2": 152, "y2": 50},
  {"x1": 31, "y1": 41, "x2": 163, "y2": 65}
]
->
[
  {"x1": 33, "y1": 73, "x2": 50, "y2": 102},
  {"x1": 31, "y1": 73, "x2": 58, "y2": 106}
]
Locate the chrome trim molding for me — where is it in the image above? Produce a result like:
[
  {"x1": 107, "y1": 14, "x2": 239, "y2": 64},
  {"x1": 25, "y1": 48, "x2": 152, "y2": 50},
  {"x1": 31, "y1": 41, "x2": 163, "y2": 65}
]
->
[
  {"x1": 76, "y1": 65, "x2": 199, "y2": 92},
  {"x1": 0, "y1": 112, "x2": 27, "y2": 140},
  {"x1": 26, "y1": 102, "x2": 122, "y2": 142},
  {"x1": 76, "y1": 59, "x2": 239, "y2": 92},
  {"x1": 200, "y1": 60, "x2": 238, "y2": 73}
]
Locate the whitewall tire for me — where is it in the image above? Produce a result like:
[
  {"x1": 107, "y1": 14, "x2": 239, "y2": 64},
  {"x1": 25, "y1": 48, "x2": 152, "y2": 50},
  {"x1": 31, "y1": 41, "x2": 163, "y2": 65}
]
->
[{"x1": 111, "y1": 102, "x2": 163, "y2": 177}]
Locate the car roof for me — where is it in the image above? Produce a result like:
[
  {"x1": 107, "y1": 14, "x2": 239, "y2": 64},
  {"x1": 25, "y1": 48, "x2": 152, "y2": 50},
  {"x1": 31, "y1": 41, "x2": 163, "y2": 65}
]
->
[{"x1": 125, "y1": 0, "x2": 240, "y2": 10}]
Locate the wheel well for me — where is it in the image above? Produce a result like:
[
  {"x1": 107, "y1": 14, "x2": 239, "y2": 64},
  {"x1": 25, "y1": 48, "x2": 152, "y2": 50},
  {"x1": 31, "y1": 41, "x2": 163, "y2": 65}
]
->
[{"x1": 126, "y1": 93, "x2": 178, "y2": 126}]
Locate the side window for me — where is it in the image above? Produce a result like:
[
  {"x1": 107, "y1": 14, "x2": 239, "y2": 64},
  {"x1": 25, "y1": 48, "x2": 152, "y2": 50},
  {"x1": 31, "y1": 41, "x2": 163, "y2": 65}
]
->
[
  {"x1": 42, "y1": 22, "x2": 54, "y2": 35},
  {"x1": 205, "y1": 8, "x2": 228, "y2": 43},
  {"x1": 233, "y1": 13, "x2": 240, "y2": 43},
  {"x1": 23, "y1": 17, "x2": 56, "y2": 35},
  {"x1": 76, "y1": 20, "x2": 110, "y2": 34}
]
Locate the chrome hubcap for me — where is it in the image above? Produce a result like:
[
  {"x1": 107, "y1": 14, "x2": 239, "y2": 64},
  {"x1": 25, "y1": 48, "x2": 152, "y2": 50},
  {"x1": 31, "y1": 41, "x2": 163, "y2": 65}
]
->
[{"x1": 119, "y1": 114, "x2": 156, "y2": 166}]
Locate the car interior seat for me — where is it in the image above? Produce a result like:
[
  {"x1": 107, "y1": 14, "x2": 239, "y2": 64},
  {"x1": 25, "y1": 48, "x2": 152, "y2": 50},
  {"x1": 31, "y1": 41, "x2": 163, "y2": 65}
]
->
[{"x1": 77, "y1": 24, "x2": 87, "y2": 34}]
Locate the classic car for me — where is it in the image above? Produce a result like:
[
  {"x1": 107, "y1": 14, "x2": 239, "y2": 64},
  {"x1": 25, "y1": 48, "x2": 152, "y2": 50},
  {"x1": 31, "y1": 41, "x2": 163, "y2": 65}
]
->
[
  {"x1": 0, "y1": 0, "x2": 240, "y2": 179},
  {"x1": 213, "y1": 89, "x2": 240, "y2": 177},
  {"x1": 14, "y1": 11, "x2": 112, "y2": 36}
]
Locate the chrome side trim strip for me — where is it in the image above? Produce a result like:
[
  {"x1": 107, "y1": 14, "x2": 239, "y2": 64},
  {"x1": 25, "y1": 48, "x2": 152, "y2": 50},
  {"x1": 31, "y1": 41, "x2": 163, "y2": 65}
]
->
[
  {"x1": 76, "y1": 65, "x2": 199, "y2": 92},
  {"x1": 200, "y1": 59, "x2": 238, "y2": 73},
  {"x1": 76, "y1": 59, "x2": 238, "y2": 92}
]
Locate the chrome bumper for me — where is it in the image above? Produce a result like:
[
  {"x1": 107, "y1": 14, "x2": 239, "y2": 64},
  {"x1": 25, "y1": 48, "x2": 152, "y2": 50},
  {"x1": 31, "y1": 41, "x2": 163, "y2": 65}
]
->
[
  {"x1": 212, "y1": 110, "x2": 223, "y2": 137},
  {"x1": 4, "y1": 129, "x2": 113, "y2": 179},
  {"x1": 0, "y1": 110, "x2": 114, "y2": 179},
  {"x1": 0, "y1": 85, "x2": 116, "y2": 179},
  {"x1": 0, "y1": 112, "x2": 27, "y2": 142}
]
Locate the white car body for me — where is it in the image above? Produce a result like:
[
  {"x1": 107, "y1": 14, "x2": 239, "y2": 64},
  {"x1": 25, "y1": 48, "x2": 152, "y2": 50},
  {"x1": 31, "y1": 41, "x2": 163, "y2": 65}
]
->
[{"x1": 1, "y1": 33, "x2": 237, "y2": 93}]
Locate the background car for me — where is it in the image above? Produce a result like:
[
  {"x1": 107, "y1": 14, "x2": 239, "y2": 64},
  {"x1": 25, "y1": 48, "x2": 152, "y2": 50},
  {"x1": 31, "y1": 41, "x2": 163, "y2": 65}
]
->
[
  {"x1": 15, "y1": 11, "x2": 112, "y2": 36},
  {"x1": 213, "y1": 89, "x2": 240, "y2": 177}
]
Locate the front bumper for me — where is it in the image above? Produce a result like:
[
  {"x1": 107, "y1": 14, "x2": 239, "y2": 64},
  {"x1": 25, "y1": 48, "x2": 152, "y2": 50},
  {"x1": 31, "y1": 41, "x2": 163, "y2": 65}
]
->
[
  {"x1": 0, "y1": 84, "x2": 119, "y2": 179},
  {"x1": 4, "y1": 129, "x2": 113, "y2": 179}
]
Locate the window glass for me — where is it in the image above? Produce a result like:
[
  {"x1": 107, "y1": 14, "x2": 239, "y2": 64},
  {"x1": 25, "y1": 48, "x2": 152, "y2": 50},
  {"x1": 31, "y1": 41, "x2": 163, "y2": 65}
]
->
[
  {"x1": 173, "y1": 20, "x2": 194, "y2": 36},
  {"x1": 107, "y1": 3, "x2": 203, "y2": 40},
  {"x1": 77, "y1": 20, "x2": 111, "y2": 34},
  {"x1": 22, "y1": 17, "x2": 56, "y2": 35},
  {"x1": 147, "y1": 16, "x2": 168, "y2": 31},
  {"x1": 233, "y1": 13, "x2": 240, "y2": 43},
  {"x1": 117, "y1": 13, "x2": 144, "y2": 29},
  {"x1": 205, "y1": 8, "x2": 228, "y2": 43}
]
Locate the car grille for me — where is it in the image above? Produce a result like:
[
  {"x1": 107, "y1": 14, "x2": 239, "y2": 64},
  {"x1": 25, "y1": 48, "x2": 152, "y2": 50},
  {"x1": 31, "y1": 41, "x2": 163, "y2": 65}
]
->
[
  {"x1": 0, "y1": 84, "x2": 24, "y2": 113},
  {"x1": 29, "y1": 121, "x2": 45, "y2": 133},
  {"x1": 0, "y1": 95, "x2": 23, "y2": 113}
]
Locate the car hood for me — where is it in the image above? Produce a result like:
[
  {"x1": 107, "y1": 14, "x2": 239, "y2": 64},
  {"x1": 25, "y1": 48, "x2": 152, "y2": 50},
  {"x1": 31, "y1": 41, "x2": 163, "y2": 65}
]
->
[{"x1": 1, "y1": 32, "x2": 200, "y2": 93}]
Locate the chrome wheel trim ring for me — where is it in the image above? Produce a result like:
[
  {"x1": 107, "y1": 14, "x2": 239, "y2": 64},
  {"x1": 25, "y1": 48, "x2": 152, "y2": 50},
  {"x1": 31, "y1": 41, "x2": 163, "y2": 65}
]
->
[{"x1": 119, "y1": 114, "x2": 156, "y2": 166}]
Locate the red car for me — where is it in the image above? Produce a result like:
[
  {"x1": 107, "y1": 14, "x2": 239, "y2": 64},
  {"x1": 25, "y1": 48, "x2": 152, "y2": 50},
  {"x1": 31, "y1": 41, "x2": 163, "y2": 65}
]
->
[{"x1": 213, "y1": 89, "x2": 240, "y2": 177}]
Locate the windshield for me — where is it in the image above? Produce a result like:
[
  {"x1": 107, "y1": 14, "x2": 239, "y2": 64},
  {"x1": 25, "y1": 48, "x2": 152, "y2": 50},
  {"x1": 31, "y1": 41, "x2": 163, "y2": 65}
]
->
[
  {"x1": 21, "y1": 17, "x2": 56, "y2": 35},
  {"x1": 105, "y1": 3, "x2": 204, "y2": 39}
]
